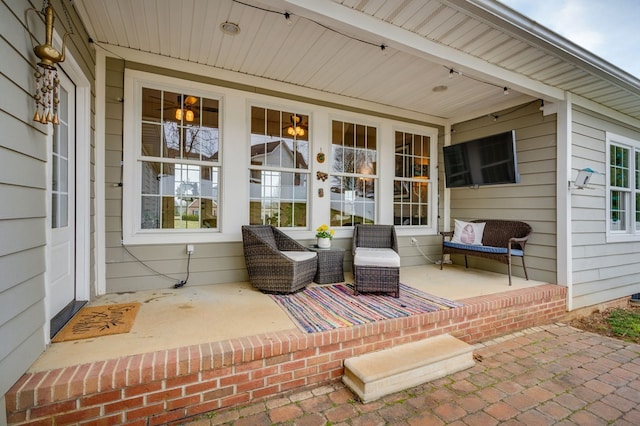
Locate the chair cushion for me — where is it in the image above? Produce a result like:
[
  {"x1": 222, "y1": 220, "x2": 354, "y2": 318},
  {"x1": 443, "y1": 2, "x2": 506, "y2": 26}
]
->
[
  {"x1": 281, "y1": 251, "x2": 317, "y2": 262},
  {"x1": 443, "y1": 241, "x2": 524, "y2": 257},
  {"x1": 354, "y1": 247, "x2": 401, "y2": 267}
]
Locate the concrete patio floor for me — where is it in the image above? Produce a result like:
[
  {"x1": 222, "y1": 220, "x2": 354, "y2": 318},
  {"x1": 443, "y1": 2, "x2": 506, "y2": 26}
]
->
[
  {"x1": 7, "y1": 263, "x2": 568, "y2": 425},
  {"x1": 30, "y1": 264, "x2": 541, "y2": 372}
]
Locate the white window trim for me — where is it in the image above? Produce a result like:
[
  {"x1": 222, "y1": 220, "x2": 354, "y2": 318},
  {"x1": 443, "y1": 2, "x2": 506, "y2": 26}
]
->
[
  {"x1": 392, "y1": 125, "x2": 439, "y2": 237},
  {"x1": 606, "y1": 132, "x2": 640, "y2": 243},
  {"x1": 123, "y1": 70, "x2": 441, "y2": 244},
  {"x1": 123, "y1": 70, "x2": 225, "y2": 244}
]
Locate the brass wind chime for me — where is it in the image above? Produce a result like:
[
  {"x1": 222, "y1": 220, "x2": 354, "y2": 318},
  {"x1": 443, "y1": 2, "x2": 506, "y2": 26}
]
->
[{"x1": 26, "y1": 0, "x2": 73, "y2": 125}]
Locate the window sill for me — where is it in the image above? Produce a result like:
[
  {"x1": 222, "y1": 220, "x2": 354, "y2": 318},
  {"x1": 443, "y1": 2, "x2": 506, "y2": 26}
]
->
[
  {"x1": 122, "y1": 230, "x2": 235, "y2": 246},
  {"x1": 606, "y1": 233, "x2": 640, "y2": 243}
]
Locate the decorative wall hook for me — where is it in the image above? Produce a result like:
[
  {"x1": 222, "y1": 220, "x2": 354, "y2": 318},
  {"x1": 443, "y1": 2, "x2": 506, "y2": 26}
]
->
[{"x1": 26, "y1": 0, "x2": 73, "y2": 124}]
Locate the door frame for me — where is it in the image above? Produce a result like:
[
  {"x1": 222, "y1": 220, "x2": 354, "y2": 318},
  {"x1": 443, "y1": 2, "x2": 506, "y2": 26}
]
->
[{"x1": 44, "y1": 45, "x2": 92, "y2": 342}]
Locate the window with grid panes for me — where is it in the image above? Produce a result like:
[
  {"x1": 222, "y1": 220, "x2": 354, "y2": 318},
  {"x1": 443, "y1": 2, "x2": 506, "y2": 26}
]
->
[
  {"x1": 329, "y1": 120, "x2": 377, "y2": 227},
  {"x1": 249, "y1": 107, "x2": 310, "y2": 227},
  {"x1": 138, "y1": 87, "x2": 220, "y2": 231},
  {"x1": 607, "y1": 132, "x2": 640, "y2": 237},
  {"x1": 393, "y1": 131, "x2": 432, "y2": 226}
]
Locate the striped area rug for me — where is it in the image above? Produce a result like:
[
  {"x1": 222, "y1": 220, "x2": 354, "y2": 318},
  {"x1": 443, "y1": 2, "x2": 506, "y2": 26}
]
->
[{"x1": 270, "y1": 283, "x2": 462, "y2": 333}]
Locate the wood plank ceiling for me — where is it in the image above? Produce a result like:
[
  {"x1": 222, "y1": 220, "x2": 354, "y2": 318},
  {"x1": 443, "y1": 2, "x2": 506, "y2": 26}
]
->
[{"x1": 74, "y1": 0, "x2": 640, "y2": 123}]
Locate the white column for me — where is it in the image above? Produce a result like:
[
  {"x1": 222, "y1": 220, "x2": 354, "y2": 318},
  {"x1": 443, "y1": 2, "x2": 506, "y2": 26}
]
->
[
  {"x1": 95, "y1": 51, "x2": 107, "y2": 295},
  {"x1": 556, "y1": 93, "x2": 573, "y2": 310},
  {"x1": 443, "y1": 123, "x2": 452, "y2": 233}
]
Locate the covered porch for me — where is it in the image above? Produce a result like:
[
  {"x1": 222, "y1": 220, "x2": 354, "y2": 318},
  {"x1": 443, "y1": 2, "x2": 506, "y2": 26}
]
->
[
  {"x1": 6, "y1": 265, "x2": 566, "y2": 424},
  {"x1": 4, "y1": 0, "x2": 640, "y2": 424}
]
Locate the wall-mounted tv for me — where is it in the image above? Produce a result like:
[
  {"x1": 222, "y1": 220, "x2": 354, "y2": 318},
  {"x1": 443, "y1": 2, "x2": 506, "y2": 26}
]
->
[{"x1": 443, "y1": 130, "x2": 520, "y2": 188}]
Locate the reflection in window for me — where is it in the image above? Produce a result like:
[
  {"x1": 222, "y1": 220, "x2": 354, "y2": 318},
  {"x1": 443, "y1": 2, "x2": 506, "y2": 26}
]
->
[
  {"x1": 139, "y1": 87, "x2": 220, "y2": 230},
  {"x1": 330, "y1": 120, "x2": 377, "y2": 227},
  {"x1": 140, "y1": 163, "x2": 219, "y2": 229},
  {"x1": 249, "y1": 107, "x2": 310, "y2": 227},
  {"x1": 393, "y1": 131, "x2": 431, "y2": 226}
]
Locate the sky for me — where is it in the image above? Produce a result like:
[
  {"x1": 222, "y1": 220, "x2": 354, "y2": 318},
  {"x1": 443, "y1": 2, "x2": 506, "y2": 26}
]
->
[{"x1": 499, "y1": 0, "x2": 640, "y2": 79}]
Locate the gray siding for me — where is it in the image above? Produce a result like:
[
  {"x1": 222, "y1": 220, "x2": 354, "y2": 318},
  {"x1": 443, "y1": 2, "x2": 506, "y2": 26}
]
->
[
  {"x1": 0, "y1": 0, "x2": 94, "y2": 398},
  {"x1": 571, "y1": 107, "x2": 640, "y2": 309},
  {"x1": 0, "y1": 0, "x2": 49, "y2": 399},
  {"x1": 446, "y1": 102, "x2": 558, "y2": 284}
]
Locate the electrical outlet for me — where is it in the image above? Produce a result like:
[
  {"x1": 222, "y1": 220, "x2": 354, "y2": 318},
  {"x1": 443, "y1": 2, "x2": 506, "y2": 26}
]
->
[
  {"x1": 186, "y1": 244, "x2": 194, "y2": 254},
  {"x1": 410, "y1": 237, "x2": 418, "y2": 245}
]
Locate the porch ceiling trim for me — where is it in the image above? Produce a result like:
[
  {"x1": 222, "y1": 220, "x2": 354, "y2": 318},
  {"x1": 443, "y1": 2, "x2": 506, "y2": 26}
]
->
[
  {"x1": 455, "y1": 0, "x2": 640, "y2": 97},
  {"x1": 273, "y1": 0, "x2": 565, "y2": 103},
  {"x1": 73, "y1": 0, "x2": 640, "y2": 124},
  {"x1": 572, "y1": 93, "x2": 640, "y2": 131},
  {"x1": 99, "y1": 44, "x2": 448, "y2": 126},
  {"x1": 318, "y1": 0, "x2": 640, "y2": 122}
]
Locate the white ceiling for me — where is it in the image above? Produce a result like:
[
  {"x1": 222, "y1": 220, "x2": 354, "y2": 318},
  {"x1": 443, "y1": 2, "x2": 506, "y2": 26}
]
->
[{"x1": 74, "y1": 0, "x2": 640, "y2": 123}]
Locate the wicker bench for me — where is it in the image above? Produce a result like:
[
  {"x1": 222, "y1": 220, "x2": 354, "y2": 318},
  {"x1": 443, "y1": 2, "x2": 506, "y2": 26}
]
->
[{"x1": 440, "y1": 219, "x2": 532, "y2": 286}]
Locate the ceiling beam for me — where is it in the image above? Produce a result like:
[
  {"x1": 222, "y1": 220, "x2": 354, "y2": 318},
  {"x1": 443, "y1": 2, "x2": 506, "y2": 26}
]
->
[{"x1": 264, "y1": 0, "x2": 565, "y2": 101}]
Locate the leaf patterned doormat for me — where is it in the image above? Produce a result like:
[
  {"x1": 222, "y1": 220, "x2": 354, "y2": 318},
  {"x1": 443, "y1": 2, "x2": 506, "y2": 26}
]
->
[{"x1": 52, "y1": 302, "x2": 141, "y2": 342}]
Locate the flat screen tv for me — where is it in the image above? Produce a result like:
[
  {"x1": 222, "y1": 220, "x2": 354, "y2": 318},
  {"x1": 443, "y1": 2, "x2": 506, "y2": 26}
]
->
[{"x1": 443, "y1": 130, "x2": 520, "y2": 188}]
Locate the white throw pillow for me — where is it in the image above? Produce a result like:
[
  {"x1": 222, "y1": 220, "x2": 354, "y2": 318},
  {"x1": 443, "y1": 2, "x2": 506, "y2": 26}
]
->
[{"x1": 451, "y1": 219, "x2": 485, "y2": 245}]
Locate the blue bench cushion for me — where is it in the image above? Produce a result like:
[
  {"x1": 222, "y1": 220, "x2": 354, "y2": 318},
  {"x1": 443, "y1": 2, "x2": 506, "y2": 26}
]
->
[{"x1": 444, "y1": 241, "x2": 524, "y2": 257}]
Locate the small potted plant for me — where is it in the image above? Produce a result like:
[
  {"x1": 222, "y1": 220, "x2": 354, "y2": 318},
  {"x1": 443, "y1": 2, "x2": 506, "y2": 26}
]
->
[{"x1": 315, "y1": 224, "x2": 335, "y2": 248}]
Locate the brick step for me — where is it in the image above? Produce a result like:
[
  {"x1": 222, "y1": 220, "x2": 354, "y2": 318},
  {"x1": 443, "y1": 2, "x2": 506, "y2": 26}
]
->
[{"x1": 342, "y1": 334, "x2": 475, "y2": 402}]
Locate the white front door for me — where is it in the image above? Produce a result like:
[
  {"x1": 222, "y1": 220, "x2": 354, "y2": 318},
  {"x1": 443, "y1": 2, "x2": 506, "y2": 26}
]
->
[{"x1": 48, "y1": 71, "x2": 77, "y2": 322}]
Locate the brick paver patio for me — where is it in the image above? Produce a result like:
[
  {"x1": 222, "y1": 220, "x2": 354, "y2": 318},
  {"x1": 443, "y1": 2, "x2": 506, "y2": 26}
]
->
[{"x1": 177, "y1": 324, "x2": 640, "y2": 425}]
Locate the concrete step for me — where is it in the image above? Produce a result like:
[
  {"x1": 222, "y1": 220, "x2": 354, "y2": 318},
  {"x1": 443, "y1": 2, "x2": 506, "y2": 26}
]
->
[{"x1": 342, "y1": 334, "x2": 475, "y2": 403}]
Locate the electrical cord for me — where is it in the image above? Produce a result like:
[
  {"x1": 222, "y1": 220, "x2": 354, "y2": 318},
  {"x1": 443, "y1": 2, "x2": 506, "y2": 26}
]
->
[
  {"x1": 119, "y1": 232, "x2": 192, "y2": 289},
  {"x1": 120, "y1": 245, "x2": 191, "y2": 288},
  {"x1": 412, "y1": 241, "x2": 439, "y2": 264},
  {"x1": 114, "y1": 78, "x2": 191, "y2": 289},
  {"x1": 231, "y1": 0, "x2": 386, "y2": 50},
  {"x1": 174, "y1": 253, "x2": 191, "y2": 288}
]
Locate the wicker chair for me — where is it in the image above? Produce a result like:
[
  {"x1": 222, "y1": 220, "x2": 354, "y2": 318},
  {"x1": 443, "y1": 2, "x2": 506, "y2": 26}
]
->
[
  {"x1": 352, "y1": 224, "x2": 401, "y2": 298},
  {"x1": 241, "y1": 225, "x2": 317, "y2": 293}
]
